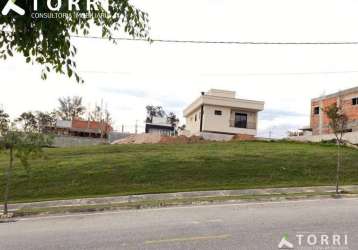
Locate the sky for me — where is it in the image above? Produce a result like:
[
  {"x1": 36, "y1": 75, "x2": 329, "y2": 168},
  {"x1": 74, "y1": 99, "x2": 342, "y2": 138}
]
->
[{"x1": 1, "y1": 0, "x2": 358, "y2": 137}]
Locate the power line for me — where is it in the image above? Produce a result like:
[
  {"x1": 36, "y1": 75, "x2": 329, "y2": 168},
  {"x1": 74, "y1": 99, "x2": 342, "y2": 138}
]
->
[
  {"x1": 2, "y1": 28, "x2": 358, "y2": 45},
  {"x1": 71, "y1": 35, "x2": 358, "y2": 45},
  {"x1": 79, "y1": 69, "x2": 358, "y2": 76},
  {"x1": 201, "y1": 70, "x2": 358, "y2": 76}
]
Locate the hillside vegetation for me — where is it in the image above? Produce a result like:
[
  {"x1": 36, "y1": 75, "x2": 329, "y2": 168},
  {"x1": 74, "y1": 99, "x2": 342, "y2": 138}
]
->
[{"x1": 0, "y1": 141, "x2": 357, "y2": 203}]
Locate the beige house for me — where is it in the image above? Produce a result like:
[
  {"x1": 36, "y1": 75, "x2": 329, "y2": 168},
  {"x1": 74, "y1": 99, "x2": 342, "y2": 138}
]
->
[{"x1": 183, "y1": 89, "x2": 264, "y2": 139}]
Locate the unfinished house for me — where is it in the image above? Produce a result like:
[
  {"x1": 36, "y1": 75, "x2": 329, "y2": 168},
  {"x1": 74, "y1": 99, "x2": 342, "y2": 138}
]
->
[
  {"x1": 183, "y1": 89, "x2": 265, "y2": 140},
  {"x1": 54, "y1": 119, "x2": 113, "y2": 138},
  {"x1": 310, "y1": 87, "x2": 358, "y2": 135},
  {"x1": 290, "y1": 86, "x2": 358, "y2": 144}
]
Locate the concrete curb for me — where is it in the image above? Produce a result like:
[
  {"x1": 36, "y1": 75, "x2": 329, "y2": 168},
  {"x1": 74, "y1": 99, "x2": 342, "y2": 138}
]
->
[{"x1": 6, "y1": 185, "x2": 358, "y2": 212}]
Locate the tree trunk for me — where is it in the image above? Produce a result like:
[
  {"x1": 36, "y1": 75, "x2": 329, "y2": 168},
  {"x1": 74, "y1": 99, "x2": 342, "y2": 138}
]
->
[
  {"x1": 336, "y1": 140, "x2": 341, "y2": 195},
  {"x1": 3, "y1": 147, "x2": 13, "y2": 215}
]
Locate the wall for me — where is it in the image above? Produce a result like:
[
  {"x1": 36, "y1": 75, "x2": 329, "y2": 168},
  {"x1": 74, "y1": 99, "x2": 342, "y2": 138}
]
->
[
  {"x1": 230, "y1": 109, "x2": 257, "y2": 129},
  {"x1": 53, "y1": 136, "x2": 107, "y2": 148},
  {"x1": 183, "y1": 94, "x2": 264, "y2": 117},
  {"x1": 72, "y1": 119, "x2": 113, "y2": 132},
  {"x1": 311, "y1": 96, "x2": 337, "y2": 135},
  {"x1": 289, "y1": 131, "x2": 358, "y2": 144},
  {"x1": 202, "y1": 105, "x2": 257, "y2": 135},
  {"x1": 342, "y1": 92, "x2": 358, "y2": 130},
  {"x1": 185, "y1": 104, "x2": 258, "y2": 136},
  {"x1": 185, "y1": 106, "x2": 202, "y2": 135},
  {"x1": 311, "y1": 91, "x2": 358, "y2": 135},
  {"x1": 200, "y1": 132, "x2": 234, "y2": 141}
]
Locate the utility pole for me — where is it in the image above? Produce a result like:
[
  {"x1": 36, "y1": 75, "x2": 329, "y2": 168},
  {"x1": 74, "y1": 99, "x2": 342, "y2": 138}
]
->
[
  {"x1": 121, "y1": 124, "x2": 124, "y2": 133},
  {"x1": 135, "y1": 120, "x2": 138, "y2": 134}
]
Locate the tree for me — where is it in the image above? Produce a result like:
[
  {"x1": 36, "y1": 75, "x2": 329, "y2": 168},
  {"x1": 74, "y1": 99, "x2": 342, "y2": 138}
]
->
[
  {"x1": 57, "y1": 96, "x2": 86, "y2": 120},
  {"x1": 88, "y1": 105, "x2": 113, "y2": 138},
  {"x1": 145, "y1": 105, "x2": 156, "y2": 123},
  {"x1": 323, "y1": 99, "x2": 348, "y2": 195},
  {"x1": 15, "y1": 111, "x2": 38, "y2": 132},
  {"x1": 0, "y1": 1, "x2": 149, "y2": 83},
  {"x1": 102, "y1": 109, "x2": 113, "y2": 138},
  {"x1": 145, "y1": 105, "x2": 165, "y2": 123},
  {"x1": 0, "y1": 110, "x2": 53, "y2": 216},
  {"x1": 90, "y1": 105, "x2": 101, "y2": 122},
  {"x1": 177, "y1": 124, "x2": 186, "y2": 132},
  {"x1": 36, "y1": 111, "x2": 57, "y2": 133},
  {"x1": 155, "y1": 106, "x2": 166, "y2": 118},
  {"x1": 14, "y1": 111, "x2": 56, "y2": 133},
  {"x1": 88, "y1": 104, "x2": 112, "y2": 138},
  {"x1": 0, "y1": 109, "x2": 9, "y2": 133},
  {"x1": 167, "y1": 112, "x2": 179, "y2": 128}
]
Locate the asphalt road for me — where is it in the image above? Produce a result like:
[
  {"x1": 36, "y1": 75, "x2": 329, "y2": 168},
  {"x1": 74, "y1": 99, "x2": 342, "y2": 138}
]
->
[{"x1": 1, "y1": 198, "x2": 358, "y2": 250}]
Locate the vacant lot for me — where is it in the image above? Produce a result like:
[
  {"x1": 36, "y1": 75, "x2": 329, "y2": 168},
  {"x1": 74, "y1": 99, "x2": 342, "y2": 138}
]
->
[{"x1": 0, "y1": 141, "x2": 357, "y2": 203}]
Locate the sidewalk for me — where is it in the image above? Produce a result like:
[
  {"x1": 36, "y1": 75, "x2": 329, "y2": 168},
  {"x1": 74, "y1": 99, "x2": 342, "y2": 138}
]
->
[{"x1": 7, "y1": 185, "x2": 358, "y2": 212}]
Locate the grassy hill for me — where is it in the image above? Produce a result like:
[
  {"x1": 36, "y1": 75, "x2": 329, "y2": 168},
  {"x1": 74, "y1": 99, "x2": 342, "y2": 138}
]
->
[{"x1": 0, "y1": 141, "x2": 357, "y2": 203}]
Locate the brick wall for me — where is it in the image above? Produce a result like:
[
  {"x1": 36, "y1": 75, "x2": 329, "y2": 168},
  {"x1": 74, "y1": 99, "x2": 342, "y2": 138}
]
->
[
  {"x1": 72, "y1": 119, "x2": 113, "y2": 132},
  {"x1": 310, "y1": 91, "x2": 358, "y2": 135}
]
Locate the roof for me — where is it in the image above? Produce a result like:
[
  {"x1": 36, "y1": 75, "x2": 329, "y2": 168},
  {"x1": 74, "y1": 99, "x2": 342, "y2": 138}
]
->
[
  {"x1": 312, "y1": 86, "x2": 358, "y2": 102},
  {"x1": 183, "y1": 90, "x2": 265, "y2": 117}
]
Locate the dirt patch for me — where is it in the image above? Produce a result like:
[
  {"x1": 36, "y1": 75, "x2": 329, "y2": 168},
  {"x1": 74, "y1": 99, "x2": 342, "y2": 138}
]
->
[
  {"x1": 112, "y1": 134, "x2": 206, "y2": 145},
  {"x1": 112, "y1": 133, "x2": 257, "y2": 145},
  {"x1": 232, "y1": 134, "x2": 256, "y2": 141},
  {"x1": 111, "y1": 133, "x2": 161, "y2": 144}
]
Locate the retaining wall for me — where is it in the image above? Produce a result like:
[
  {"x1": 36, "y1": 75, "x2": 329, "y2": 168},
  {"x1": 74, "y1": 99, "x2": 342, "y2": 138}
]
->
[
  {"x1": 53, "y1": 136, "x2": 107, "y2": 148},
  {"x1": 289, "y1": 131, "x2": 358, "y2": 144}
]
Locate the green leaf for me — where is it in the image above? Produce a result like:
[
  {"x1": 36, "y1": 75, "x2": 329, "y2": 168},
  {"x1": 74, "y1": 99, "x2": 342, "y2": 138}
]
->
[
  {"x1": 0, "y1": 1, "x2": 150, "y2": 83},
  {"x1": 67, "y1": 67, "x2": 73, "y2": 78}
]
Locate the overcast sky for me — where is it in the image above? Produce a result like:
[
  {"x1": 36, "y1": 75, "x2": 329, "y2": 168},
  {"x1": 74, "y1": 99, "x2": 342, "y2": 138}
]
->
[{"x1": 1, "y1": 0, "x2": 358, "y2": 137}]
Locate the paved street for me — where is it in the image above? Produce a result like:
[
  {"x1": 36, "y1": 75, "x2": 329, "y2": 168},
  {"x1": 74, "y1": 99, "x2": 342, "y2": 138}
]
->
[{"x1": 1, "y1": 198, "x2": 358, "y2": 250}]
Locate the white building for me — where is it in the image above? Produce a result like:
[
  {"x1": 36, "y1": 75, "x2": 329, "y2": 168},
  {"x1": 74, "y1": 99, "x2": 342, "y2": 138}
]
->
[
  {"x1": 145, "y1": 116, "x2": 175, "y2": 136},
  {"x1": 183, "y1": 89, "x2": 264, "y2": 140}
]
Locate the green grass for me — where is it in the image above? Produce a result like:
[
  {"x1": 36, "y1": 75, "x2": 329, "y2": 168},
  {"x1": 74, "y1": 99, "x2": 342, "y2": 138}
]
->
[{"x1": 0, "y1": 141, "x2": 357, "y2": 203}]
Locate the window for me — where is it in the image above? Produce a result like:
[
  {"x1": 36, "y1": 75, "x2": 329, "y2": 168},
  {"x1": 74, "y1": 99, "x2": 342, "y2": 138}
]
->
[
  {"x1": 234, "y1": 113, "x2": 247, "y2": 128},
  {"x1": 352, "y1": 97, "x2": 358, "y2": 106},
  {"x1": 313, "y1": 107, "x2": 320, "y2": 115},
  {"x1": 194, "y1": 114, "x2": 197, "y2": 122},
  {"x1": 214, "y1": 110, "x2": 222, "y2": 116}
]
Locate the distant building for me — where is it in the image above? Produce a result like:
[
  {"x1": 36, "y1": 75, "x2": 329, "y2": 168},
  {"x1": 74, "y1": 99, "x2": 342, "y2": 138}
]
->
[
  {"x1": 53, "y1": 119, "x2": 113, "y2": 138},
  {"x1": 183, "y1": 89, "x2": 264, "y2": 139},
  {"x1": 290, "y1": 87, "x2": 358, "y2": 144},
  {"x1": 145, "y1": 116, "x2": 175, "y2": 136},
  {"x1": 310, "y1": 87, "x2": 358, "y2": 135}
]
